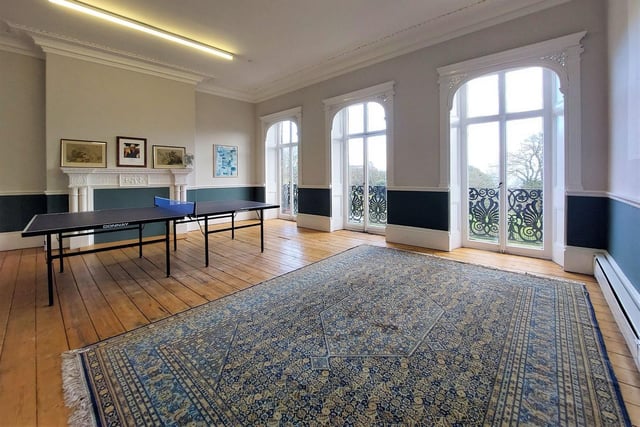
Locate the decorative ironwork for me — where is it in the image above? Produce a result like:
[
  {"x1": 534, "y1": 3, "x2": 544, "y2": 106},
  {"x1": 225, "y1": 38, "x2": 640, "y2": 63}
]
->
[
  {"x1": 281, "y1": 183, "x2": 298, "y2": 215},
  {"x1": 349, "y1": 185, "x2": 387, "y2": 225},
  {"x1": 468, "y1": 187, "x2": 543, "y2": 245}
]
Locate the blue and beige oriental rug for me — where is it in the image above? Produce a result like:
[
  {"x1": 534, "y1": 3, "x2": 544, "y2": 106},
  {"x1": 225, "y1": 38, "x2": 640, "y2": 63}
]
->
[{"x1": 62, "y1": 245, "x2": 630, "y2": 426}]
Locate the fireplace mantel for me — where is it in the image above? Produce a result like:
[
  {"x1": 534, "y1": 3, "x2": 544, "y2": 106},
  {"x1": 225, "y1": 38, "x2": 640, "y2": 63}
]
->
[{"x1": 61, "y1": 167, "x2": 192, "y2": 213}]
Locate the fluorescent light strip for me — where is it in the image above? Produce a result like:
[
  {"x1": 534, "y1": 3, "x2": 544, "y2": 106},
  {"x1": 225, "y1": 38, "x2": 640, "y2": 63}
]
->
[{"x1": 48, "y1": 0, "x2": 233, "y2": 60}]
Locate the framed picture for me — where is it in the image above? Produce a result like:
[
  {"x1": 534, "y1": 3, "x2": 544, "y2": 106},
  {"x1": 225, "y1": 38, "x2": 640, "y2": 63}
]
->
[
  {"x1": 60, "y1": 139, "x2": 107, "y2": 168},
  {"x1": 117, "y1": 136, "x2": 147, "y2": 167},
  {"x1": 152, "y1": 145, "x2": 186, "y2": 169},
  {"x1": 214, "y1": 144, "x2": 238, "y2": 177}
]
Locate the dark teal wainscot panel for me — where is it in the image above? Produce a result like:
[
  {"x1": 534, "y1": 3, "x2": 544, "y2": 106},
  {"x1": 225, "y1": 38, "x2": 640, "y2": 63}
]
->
[
  {"x1": 46, "y1": 194, "x2": 70, "y2": 214},
  {"x1": 0, "y1": 194, "x2": 47, "y2": 232},
  {"x1": 387, "y1": 190, "x2": 449, "y2": 231},
  {"x1": 187, "y1": 187, "x2": 265, "y2": 203},
  {"x1": 298, "y1": 188, "x2": 331, "y2": 217},
  {"x1": 608, "y1": 198, "x2": 640, "y2": 293},
  {"x1": 566, "y1": 196, "x2": 608, "y2": 249},
  {"x1": 93, "y1": 187, "x2": 170, "y2": 243}
]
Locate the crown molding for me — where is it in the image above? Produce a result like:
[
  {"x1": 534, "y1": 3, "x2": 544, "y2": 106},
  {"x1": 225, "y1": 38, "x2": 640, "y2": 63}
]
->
[
  {"x1": 249, "y1": 0, "x2": 572, "y2": 102},
  {"x1": 0, "y1": 29, "x2": 43, "y2": 58},
  {"x1": 196, "y1": 82, "x2": 255, "y2": 103},
  {"x1": 33, "y1": 34, "x2": 206, "y2": 85}
]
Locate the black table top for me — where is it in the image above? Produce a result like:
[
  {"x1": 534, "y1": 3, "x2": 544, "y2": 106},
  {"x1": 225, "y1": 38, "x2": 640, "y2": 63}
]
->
[
  {"x1": 193, "y1": 200, "x2": 280, "y2": 216},
  {"x1": 22, "y1": 206, "x2": 188, "y2": 237}
]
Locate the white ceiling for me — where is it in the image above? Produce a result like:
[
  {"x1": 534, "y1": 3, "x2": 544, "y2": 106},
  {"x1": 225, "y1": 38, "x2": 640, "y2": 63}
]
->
[{"x1": 0, "y1": 0, "x2": 567, "y2": 102}]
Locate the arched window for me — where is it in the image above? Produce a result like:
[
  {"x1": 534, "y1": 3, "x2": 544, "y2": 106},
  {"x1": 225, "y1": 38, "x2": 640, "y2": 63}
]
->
[
  {"x1": 261, "y1": 107, "x2": 301, "y2": 220},
  {"x1": 324, "y1": 82, "x2": 395, "y2": 233},
  {"x1": 438, "y1": 32, "x2": 585, "y2": 266}
]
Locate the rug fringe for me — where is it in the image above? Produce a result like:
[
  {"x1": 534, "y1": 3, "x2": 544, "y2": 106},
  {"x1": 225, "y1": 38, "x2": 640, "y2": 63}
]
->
[{"x1": 61, "y1": 351, "x2": 97, "y2": 427}]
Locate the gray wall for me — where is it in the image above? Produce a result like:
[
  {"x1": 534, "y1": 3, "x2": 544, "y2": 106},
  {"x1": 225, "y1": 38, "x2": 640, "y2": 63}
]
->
[
  {"x1": 255, "y1": 0, "x2": 608, "y2": 192},
  {"x1": 0, "y1": 50, "x2": 45, "y2": 194},
  {"x1": 45, "y1": 54, "x2": 197, "y2": 191},
  {"x1": 195, "y1": 92, "x2": 256, "y2": 186}
]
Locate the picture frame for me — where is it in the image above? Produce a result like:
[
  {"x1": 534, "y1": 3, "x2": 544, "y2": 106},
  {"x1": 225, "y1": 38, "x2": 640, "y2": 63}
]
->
[
  {"x1": 117, "y1": 136, "x2": 147, "y2": 167},
  {"x1": 60, "y1": 139, "x2": 107, "y2": 168},
  {"x1": 152, "y1": 145, "x2": 186, "y2": 169},
  {"x1": 214, "y1": 144, "x2": 238, "y2": 177}
]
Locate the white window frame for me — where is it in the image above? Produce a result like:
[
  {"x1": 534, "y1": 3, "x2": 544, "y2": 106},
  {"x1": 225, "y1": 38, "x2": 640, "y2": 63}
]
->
[
  {"x1": 438, "y1": 32, "x2": 586, "y2": 266},
  {"x1": 323, "y1": 81, "x2": 395, "y2": 231},
  {"x1": 260, "y1": 106, "x2": 302, "y2": 220}
]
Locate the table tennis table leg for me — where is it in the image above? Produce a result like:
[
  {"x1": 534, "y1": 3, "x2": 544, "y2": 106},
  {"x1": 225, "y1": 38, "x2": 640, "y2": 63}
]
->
[
  {"x1": 165, "y1": 221, "x2": 171, "y2": 277},
  {"x1": 58, "y1": 232, "x2": 64, "y2": 273},
  {"x1": 260, "y1": 209, "x2": 264, "y2": 253},
  {"x1": 46, "y1": 234, "x2": 54, "y2": 306},
  {"x1": 205, "y1": 215, "x2": 209, "y2": 267},
  {"x1": 231, "y1": 213, "x2": 235, "y2": 240},
  {"x1": 138, "y1": 224, "x2": 143, "y2": 258},
  {"x1": 173, "y1": 220, "x2": 177, "y2": 251}
]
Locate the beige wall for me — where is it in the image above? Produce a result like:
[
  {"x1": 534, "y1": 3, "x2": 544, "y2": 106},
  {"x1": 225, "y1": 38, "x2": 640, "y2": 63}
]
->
[
  {"x1": 45, "y1": 54, "x2": 196, "y2": 191},
  {"x1": 195, "y1": 92, "x2": 256, "y2": 186},
  {"x1": 608, "y1": 0, "x2": 640, "y2": 203},
  {"x1": 255, "y1": 0, "x2": 608, "y2": 192},
  {"x1": 0, "y1": 50, "x2": 45, "y2": 194}
]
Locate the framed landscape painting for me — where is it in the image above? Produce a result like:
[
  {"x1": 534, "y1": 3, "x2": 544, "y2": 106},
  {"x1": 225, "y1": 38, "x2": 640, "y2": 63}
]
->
[
  {"x1": 214, "y1": 144, "x2": 238, "y2": 177},
  {"x1": 60, "y1": 139, "x2": 107, "y2": 168},
  {"x1": 153, "y1": 145, "x2": 186, "y2": 169},
  {"x1": 117, "y1": 136, "x2": 147, "y2": 167}
]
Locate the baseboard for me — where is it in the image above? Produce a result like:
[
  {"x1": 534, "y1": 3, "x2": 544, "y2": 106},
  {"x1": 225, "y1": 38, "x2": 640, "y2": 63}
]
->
[
  {"x1": 296, "y1": 213, "x2": 332, "y2": 232},
  {"x1": 385, "y1": 224, "x2": 451, "y2": 251},
  {"x1": 0, "y1": 232, "x2": 43, "y2": 251},
  {"x1": 564, "y1": 245, "x2": 603, "y2": 274},
  {"x1": 594, "y1": 252, "x2": 640, "y2": 372}
]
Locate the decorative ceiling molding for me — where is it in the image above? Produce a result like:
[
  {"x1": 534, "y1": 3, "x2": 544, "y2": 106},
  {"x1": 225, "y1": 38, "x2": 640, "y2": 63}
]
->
[
  {"x1": 0, "y1": 25, "x2": 43, "y2": 59},
  {"x1": 9, "y1": 22, "x2": 210, "y2": 86},
  {"x1": 248, "y1": 0, "x2": 572, "y2": 103}
]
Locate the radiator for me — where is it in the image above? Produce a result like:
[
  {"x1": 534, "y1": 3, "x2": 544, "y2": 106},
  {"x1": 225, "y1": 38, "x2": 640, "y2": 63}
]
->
[{"x1": 594, "y1": 253, "x2": 640, "y2": 371}]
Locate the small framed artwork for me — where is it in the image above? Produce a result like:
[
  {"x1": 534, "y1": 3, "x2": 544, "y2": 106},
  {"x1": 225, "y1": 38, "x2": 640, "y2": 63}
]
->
[
  {"x1": 60, "y1": 139, "x2": 107, "y2": 168},
  {"x1": 214, "y1": 144, "x2": 238, "y2": 177},
  {"x1": 152, "y1": 145, "x2": 186, "y2": 168},
  {"x1": 117, "y1": 136, "x2": 147, "y2": 167}
]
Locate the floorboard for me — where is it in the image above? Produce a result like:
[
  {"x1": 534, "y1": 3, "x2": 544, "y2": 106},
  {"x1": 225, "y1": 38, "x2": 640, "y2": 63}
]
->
[{"x1": 0, "y1": 219, "x2": 638, "y2": 426}]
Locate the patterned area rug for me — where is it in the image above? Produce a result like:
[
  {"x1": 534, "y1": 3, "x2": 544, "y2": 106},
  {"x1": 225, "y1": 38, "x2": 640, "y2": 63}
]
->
[{"x1": 63, "y1": 245, "x2": 630, "y2": 426}]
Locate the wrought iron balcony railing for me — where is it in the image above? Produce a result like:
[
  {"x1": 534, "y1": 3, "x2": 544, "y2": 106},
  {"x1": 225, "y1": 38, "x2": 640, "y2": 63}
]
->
[
  {"x1": 468, "y1": 187, "x2": 543, "y2": 245},
  {"x1": 349, "y1": 185, "x2": 387, "y2": 225},
  {"x1": 281, "y1": 183, "x2": 298, "y2": 215}
]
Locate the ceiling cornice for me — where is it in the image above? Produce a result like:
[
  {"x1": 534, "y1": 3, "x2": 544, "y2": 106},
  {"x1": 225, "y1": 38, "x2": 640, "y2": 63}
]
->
[
  {"x1": 12, "y1": 23, "x2": 210, "y2": 86},
  {"x1": 248, "y1": 0, "x2": 572, "y2": 103},
  {"x1": 0, "y1": 28, "x2": 43, "y2": 59}
]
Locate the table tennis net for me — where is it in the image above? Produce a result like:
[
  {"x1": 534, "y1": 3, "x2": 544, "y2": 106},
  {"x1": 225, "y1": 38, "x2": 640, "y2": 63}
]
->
[{"x1": 154, "y1": 196, "x2": 195, "y2": 216}]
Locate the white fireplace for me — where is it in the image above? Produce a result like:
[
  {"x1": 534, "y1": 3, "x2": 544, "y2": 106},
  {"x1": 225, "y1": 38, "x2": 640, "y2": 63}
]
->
[{"x1": 61, "y1": 167, "x2": 192, "y2": 248}]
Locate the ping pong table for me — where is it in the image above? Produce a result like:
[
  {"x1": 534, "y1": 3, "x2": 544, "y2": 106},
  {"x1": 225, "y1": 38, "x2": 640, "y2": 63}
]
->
[
  {"x1": 21, "y1": 197, "x2": 194, "y2": 306},
  {"x1": 173, "y1": 199, "x2": 279, "y2": 267}
]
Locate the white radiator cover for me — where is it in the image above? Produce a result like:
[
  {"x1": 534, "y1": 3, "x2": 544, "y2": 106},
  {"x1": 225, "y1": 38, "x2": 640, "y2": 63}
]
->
[{"x1": 594, "y1": 253, "x2": 640, "y2": 372}]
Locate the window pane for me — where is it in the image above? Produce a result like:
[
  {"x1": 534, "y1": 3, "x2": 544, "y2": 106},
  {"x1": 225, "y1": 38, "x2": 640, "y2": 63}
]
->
[
  {"x1": 467, "y1": 122, "x2": 499, "y2": 188},
  {"x1": 367, "y1": 102, "x2": 385, "y2": 132},
  {"x1": 505, "y1": 67, "x2": 543, "y2": 113},
  {"x1": 282, "y1": 120, "x2": 290, "y2": 144},
  {"x1": 290, "y1": 121, "x2": 298, "y2": 143},
  {"x1": 466, "y1": 74, "x2": 498, "y2": 118},
  {"x1": 367, "y1": 135, "x2": 386, "y2": 185},
  {"x1": 347, "y1": 104, "x2": 364, "y2": 134},
  {"x1": 506, "y1": 117, "x2": 543, "y2": 189}
]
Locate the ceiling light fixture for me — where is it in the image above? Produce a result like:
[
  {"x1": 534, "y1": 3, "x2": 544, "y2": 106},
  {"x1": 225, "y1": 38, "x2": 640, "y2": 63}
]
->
[{"x1": 48, "y1": 0, "x2": 233, "y2": 60}]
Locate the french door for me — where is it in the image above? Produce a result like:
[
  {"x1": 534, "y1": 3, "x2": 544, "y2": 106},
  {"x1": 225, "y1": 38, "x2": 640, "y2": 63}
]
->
[
  {"x1": 459, "y1": 67, "x2": 554, "y2": 257},
  {"x1": 344, "y1": 102, "x2": 387, "y2": 233}
]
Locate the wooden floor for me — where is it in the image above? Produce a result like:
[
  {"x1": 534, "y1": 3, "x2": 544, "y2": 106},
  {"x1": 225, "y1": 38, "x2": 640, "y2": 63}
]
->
[{"x1": 0, "y1": 219, "x2": 639, "y2": 426}]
